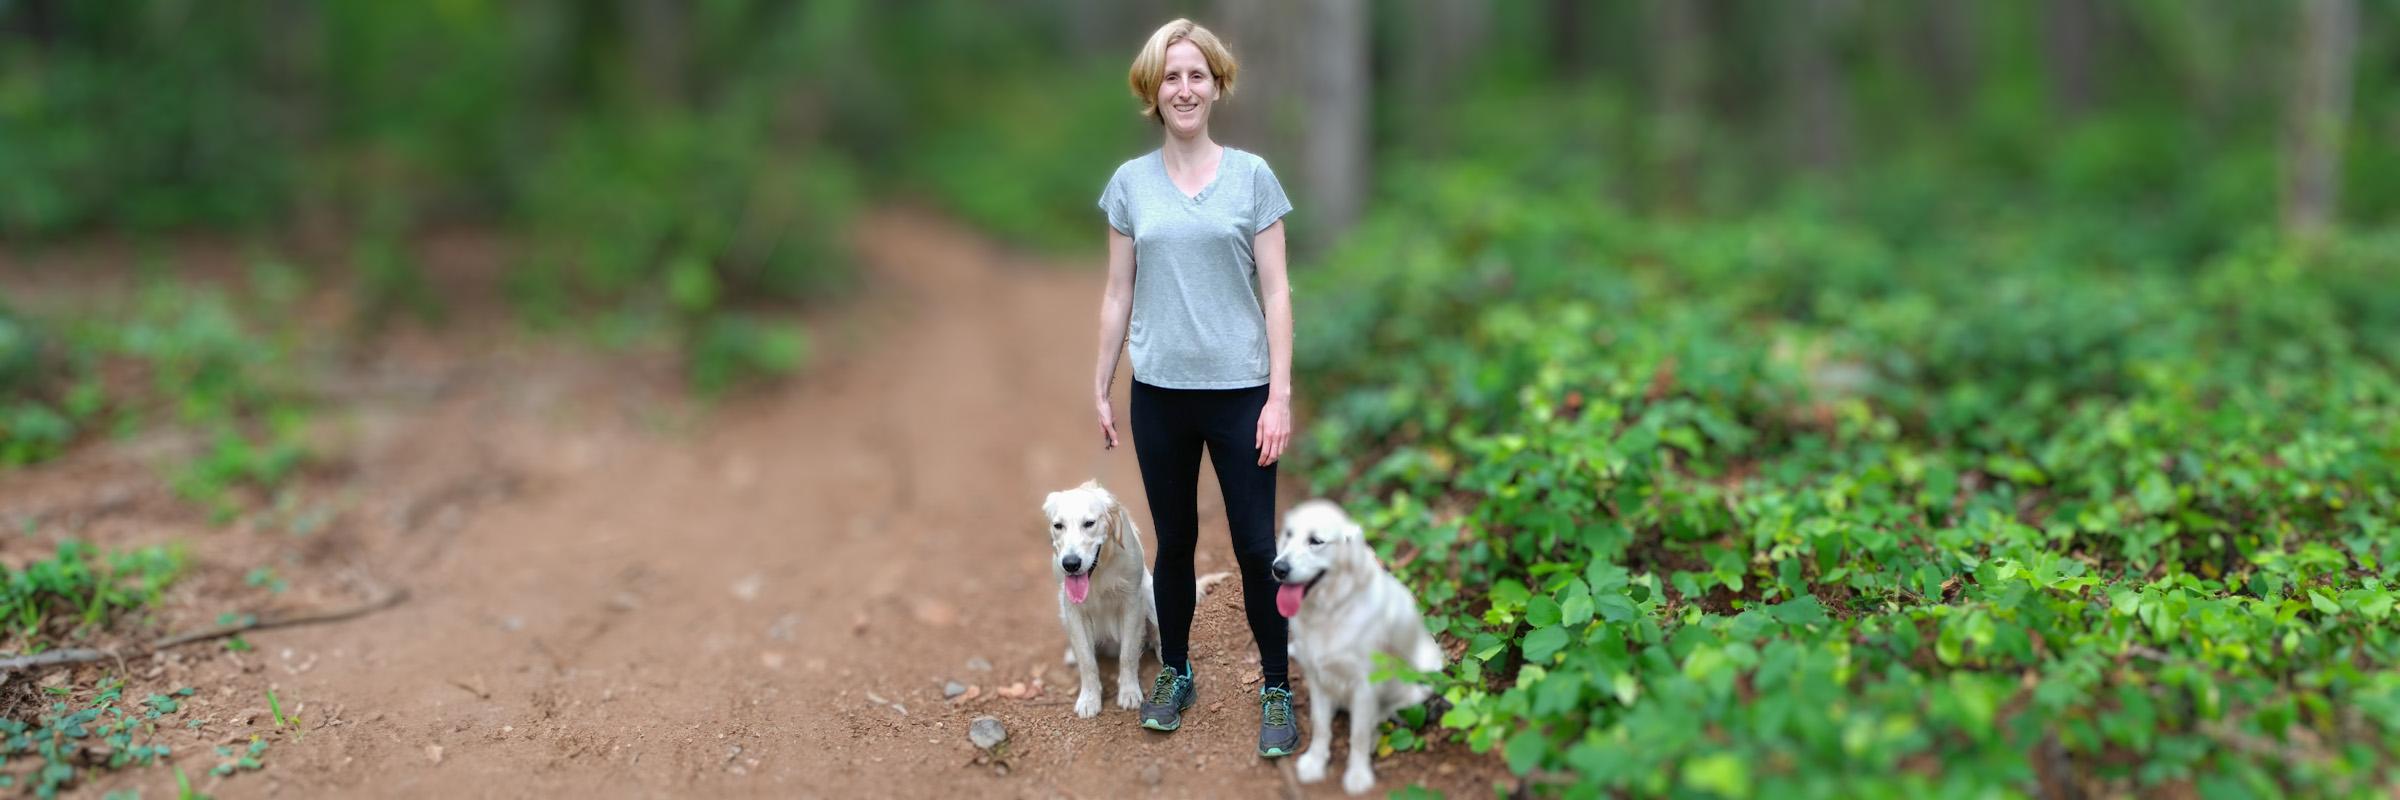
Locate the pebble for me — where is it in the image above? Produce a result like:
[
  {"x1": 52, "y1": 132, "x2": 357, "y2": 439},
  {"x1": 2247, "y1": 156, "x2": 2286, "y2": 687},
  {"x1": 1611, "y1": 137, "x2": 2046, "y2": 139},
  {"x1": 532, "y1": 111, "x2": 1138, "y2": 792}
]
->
[
  {"x1": 966, "y1": 656, "x2": 993, "y2": 672},
  {"x1": 943, "y1": 681, "x2": 968, "y2": 699},
  {"x1": 968, "y1": 716, "x2": 1007, "y2": 750}
]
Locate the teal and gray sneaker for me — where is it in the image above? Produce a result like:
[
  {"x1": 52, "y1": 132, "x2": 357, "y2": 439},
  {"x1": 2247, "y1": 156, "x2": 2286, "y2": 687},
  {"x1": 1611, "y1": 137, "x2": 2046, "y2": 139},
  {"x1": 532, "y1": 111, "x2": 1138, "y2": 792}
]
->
[
  {"x1": 1257, "y1": 686, "x2": 1300, "y2": 757},
  {"x1": 1138, "y1": 665, "x2": 1197, "y2": 731}
]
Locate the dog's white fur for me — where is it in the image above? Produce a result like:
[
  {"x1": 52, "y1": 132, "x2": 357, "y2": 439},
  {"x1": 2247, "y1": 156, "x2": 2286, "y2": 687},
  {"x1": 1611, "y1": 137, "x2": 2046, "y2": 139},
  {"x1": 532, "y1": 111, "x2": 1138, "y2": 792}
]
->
[
  {"x1": 1276, "y1": 499, "x2": 1443, "y2": 795},
  {"x1": 1042, "y1": 480, "x2": 1161, "y2": 718}
]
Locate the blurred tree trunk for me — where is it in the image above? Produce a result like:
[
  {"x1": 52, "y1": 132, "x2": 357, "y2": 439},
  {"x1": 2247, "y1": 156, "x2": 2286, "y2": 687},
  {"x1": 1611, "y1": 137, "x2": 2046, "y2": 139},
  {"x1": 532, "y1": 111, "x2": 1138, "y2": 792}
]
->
[
  {"x1": 2042, "y1": 0, "x2": 2096, "y2": 118},
  {"x1": 1397, "y1": 0, "x2": 1488, "y2": 146},
  {"x1": 1549, "y1": 0, "x2": 1591, "y2": 77},
  {"x1": 1917, "y1": 0, "x2": 1976, "y2": 118},
  {"x1": 1782, "y1": 0, "x2": 1850, "y2": 172},
  {"x1": 2283, "y1": 0, "x2": 2357, "y2": 241},
  {"x1": 1068, "y1": 0, "x2": 1171, "y2": 61},
  {"x1": 1214, "y1": 0, "x2": 1368, "y2": 251},
  {"x1": 6, "y1": 0, "x2": 59, "y2": 46},
  {"x1": 1649, "y1": 0, "x2": 1705, "y2": 212},
  {"x1": 626, "y1": 0, "x2": 686, "y2": 109}
]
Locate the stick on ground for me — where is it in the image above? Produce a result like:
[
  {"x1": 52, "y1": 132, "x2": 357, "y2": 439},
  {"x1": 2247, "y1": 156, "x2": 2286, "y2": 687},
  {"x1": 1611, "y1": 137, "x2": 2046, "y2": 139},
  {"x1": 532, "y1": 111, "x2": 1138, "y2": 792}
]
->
[{"x1": 0, "y1": 588, "x2": 410, "y2": 675}]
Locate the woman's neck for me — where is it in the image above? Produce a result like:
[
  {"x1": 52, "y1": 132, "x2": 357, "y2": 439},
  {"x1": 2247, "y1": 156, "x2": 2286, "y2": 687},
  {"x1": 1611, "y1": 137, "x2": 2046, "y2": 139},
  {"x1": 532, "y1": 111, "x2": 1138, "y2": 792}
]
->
[{"x1": 1160, "y1": 131, "x2": 1220, "y2": 172}]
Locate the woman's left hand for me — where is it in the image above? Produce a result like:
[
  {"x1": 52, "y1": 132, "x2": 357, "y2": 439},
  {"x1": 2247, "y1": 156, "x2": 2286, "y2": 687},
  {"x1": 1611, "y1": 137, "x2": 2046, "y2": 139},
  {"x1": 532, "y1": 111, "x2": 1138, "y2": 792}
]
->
[{"x1": 1256, "y1": 395, "x2": 1292, "y2": 467}]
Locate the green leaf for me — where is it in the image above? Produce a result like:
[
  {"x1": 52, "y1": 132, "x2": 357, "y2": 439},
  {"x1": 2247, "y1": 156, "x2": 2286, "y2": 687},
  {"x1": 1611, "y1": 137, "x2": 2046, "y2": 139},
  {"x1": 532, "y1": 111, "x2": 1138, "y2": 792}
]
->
[
  {"x1": 1527, "y1": 595, "x2": 1562, "y2": 628},
  {"x1": 1470, "y1": 632, "x2": 1507, "y2": 662},
  {"x1": 1768, "y1": 596, "x2": 1827, "y2": 626},
  {"x1": 1532, "y1": 670, "x2": 1583, "y2": 717},
  {"x1": 1490, "y1": 579, "x2": 1530, "y2": 612},
  {"x1": 1502, "y1": 728, "x2": 1550, "y2": 775},
  {"x1": 1522, "y1": 626, "x2": 1569, "y2": 664},
  {"x1": 2310, "y1": 591, "x2": 2340, "y2": 616},
  {"x1": 1558, "y1": 580, "x2": 1595, "y2": 626},
  {"x1": 1680, "y1": 752, "x2": 1751, "y2": 799}
]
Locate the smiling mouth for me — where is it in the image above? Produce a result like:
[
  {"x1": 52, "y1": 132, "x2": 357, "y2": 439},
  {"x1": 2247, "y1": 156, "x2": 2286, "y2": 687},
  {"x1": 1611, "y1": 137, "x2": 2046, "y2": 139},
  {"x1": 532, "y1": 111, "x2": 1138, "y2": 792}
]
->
[{"x1": 1173, "y1": 102, "x2": 1198, "y2": 113}]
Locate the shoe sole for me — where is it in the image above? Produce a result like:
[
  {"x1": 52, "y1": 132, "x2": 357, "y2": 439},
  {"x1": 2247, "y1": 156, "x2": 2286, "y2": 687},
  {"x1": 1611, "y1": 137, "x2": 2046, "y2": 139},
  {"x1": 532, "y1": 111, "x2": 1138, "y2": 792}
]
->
[{"x1": 1258, "y1": 743, "x2": 1295, "y2": 758}]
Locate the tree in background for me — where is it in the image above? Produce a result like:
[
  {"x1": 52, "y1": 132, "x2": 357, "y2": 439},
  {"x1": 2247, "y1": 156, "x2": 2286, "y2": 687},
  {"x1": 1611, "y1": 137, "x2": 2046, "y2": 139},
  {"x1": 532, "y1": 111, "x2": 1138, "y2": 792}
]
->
[
  {"x1": 1213, "y1": 0, "x2": 1370, "y2": 252},
  {"x1": 2284, "y1": 0, "x2": 2359, "y2": 242}
]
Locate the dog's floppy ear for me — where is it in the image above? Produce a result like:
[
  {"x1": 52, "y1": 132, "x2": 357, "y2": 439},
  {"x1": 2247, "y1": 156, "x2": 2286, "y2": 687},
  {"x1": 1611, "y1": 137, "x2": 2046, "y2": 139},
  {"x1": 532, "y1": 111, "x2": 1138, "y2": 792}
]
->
[
  {"x1": 1042, "y1": 491, "x2": 1064, "y2": 523},
  {"x1": 1109, "y1": 496, "x2": 1139, "y2": 546}
]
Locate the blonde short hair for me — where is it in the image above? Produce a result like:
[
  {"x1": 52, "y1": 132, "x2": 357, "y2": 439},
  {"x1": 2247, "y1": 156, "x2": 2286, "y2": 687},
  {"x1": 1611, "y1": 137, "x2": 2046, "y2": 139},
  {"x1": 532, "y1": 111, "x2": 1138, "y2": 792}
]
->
[{"x1": 1129, "y1": 19, "x2": 1238, "y2": 125}]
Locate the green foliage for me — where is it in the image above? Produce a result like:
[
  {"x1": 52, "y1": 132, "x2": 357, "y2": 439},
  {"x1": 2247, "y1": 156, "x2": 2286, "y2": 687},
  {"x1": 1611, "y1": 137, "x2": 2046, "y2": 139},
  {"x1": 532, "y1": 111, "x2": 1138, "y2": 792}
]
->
[
  {"x1": 905, "y1": 67, "x2": 1147, "y2": 252},
  {"x1": 0, "y1": 541, "x2": 185, "y2": 649},
  {"x1": 512, "y1": 114, "x2": 852, "y2": 392},
  {"x1": 2, "y1": 280, "x2": 312, "y2": 518},
  {"x1": 1297, "y1": 152, "x2": 2400, "y2": 796},
  {"x1": 0, "y1": 681, "x2": 197, "y2": 797}
]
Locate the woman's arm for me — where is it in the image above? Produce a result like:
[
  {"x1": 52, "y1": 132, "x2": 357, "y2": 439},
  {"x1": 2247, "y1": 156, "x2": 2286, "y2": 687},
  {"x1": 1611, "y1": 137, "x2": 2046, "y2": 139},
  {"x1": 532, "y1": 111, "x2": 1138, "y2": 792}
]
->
[
  {"x1": 1094, "y1": 227, "x2": 1138, "y2": 449},
  {"x1": 1254, "y1": 219, "x2": 1292, "y2": 467}
]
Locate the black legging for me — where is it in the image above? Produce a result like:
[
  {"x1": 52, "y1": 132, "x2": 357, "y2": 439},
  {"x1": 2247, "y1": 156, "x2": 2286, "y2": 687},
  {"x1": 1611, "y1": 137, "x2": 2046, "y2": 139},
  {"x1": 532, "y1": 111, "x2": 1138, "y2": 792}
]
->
[{"x1": 1129, "y1": 379, "x2": 1287, "y2": 689}]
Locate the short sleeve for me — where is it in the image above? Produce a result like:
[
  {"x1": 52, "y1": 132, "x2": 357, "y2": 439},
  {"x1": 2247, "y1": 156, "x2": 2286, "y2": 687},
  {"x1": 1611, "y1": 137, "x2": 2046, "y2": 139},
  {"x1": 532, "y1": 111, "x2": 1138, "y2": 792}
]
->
[
  {"x1": 1098, "y1": 171, "x2": 1133, "y2": 235},
  {"x1": 1250, "y1": 158, "x2": 1293, "y2": 235}
]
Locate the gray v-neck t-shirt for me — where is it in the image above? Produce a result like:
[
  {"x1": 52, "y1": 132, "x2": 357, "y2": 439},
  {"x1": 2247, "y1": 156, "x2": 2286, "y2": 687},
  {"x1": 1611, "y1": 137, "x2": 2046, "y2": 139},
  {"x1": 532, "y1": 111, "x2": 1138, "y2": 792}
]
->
[{"x1": 1098, "y1": 146, "x2": 1294, "y2": 390}]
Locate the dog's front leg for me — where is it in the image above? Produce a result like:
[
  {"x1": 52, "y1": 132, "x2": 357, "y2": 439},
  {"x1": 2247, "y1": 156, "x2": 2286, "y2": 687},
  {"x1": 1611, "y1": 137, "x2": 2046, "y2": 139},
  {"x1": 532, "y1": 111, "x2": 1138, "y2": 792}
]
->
[
  {"x1": 1294, "y1": 677, "x2": 1337, "y2": 783},
  {"x1": 1062, "y1": 611, "x2": 1103, "y2": 718},
  {"x1": 1114, "y1": 596, "x2": 1148, "y2": 709},
  {"x1": 1341, "y1": 679, "x2": 1380, "y2": 794}
]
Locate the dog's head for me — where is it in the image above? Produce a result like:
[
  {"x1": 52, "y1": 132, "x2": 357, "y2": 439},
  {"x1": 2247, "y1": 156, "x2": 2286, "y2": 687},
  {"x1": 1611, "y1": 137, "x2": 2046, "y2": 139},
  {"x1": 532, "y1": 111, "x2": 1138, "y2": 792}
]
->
[
  {"x1": 1270, "y1": 499, "x2": 1363, "y2": 618},
  {"x1": 1042, "y1": 480, "x2": 1123, "y2": 604}
]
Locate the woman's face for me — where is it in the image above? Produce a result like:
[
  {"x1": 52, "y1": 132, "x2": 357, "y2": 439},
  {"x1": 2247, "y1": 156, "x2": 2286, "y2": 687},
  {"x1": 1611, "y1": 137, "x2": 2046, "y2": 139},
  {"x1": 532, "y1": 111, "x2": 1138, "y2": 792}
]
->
[{"x1": 1157, "y1": 40, "x2": 1216, "y2": 137}]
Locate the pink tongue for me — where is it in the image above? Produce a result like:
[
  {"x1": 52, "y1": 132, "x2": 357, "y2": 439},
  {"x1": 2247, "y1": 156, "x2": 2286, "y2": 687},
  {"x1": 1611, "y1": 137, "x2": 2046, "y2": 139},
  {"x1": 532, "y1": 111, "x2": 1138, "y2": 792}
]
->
[
  {"x1": 1276, "y1": 583, "x2": 1306, "y2": 618},
  {"x1": 1065, "y1": 574, "x2": 1091, "y2": 604}
]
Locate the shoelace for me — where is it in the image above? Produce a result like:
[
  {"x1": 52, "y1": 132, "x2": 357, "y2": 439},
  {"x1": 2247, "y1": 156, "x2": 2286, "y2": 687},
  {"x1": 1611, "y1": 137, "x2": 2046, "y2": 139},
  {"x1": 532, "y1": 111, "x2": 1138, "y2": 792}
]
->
[
  {"x1": 1261, "y1": 688, "x2": 1291, "y2": 727},
  {"x1": 1148, "y1": 670, "x2": 1184, "y2": 706}
]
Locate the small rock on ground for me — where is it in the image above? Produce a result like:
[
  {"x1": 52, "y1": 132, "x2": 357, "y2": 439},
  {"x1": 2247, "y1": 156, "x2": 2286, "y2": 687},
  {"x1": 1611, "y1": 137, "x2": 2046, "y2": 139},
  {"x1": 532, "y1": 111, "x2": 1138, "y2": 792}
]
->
[
  {"x1": 943, "y1": 681, "x2": 968, "y2": 699},
  {"x1": 968, "y1": 716, "x2": 1007, "y2": 750}
]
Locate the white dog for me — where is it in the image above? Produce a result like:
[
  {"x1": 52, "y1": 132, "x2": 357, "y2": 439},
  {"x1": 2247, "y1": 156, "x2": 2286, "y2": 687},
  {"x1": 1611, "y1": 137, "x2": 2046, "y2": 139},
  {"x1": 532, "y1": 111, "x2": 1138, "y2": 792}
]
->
[
  {"x1": 1043, "y1": 480, "x2": 1161, "y2": 718},
  {"x1": 1273, "y1": 499, "x2": 1443, "y2": 795}
]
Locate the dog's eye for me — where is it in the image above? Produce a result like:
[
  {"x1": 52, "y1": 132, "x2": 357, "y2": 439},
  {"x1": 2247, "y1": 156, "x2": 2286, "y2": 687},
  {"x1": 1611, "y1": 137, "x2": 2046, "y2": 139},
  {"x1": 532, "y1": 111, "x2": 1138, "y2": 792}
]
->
[
  {"x1": 1052, "y1": 522, "x2": 1063, "y2": 530},
  {"x1": 1308, "y1": 536, "x2": 1324, "y2": 546},
  {"x1": 1082, "y1": 519, "x2": 1095, "y2": 528}
]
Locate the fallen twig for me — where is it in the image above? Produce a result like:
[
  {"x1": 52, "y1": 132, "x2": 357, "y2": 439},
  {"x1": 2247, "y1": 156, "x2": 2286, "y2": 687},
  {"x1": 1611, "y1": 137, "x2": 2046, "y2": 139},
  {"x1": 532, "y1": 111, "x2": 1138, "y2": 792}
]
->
[{"x1": 0, "y1": 588, "x2": 410, "y2": 675}]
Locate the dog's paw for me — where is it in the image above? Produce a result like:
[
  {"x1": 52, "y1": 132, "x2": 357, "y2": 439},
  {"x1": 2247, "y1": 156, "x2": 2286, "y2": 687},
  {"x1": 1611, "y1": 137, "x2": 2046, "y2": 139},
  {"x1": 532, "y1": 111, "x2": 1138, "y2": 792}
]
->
[
  {"x1": 1295, "y1": 752, "x2": 1328, "y2": 784},
  {"x1": 1342, "y1": 764, "x2": 1376, "y2": 795},
  {"x1": 1115, "y1": 687, "x2": 1143, "y2": 710},
  {"x1": 1074, "y1": 691, "x2": 1101, "y2": 719}
]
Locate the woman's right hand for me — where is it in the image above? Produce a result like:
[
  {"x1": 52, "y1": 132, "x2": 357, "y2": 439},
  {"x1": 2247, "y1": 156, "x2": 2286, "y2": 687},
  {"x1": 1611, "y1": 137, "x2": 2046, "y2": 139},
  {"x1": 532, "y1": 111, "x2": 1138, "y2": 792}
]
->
[{"x1": 1096, "y1": 396, "x2": 1121, "y2": 450}]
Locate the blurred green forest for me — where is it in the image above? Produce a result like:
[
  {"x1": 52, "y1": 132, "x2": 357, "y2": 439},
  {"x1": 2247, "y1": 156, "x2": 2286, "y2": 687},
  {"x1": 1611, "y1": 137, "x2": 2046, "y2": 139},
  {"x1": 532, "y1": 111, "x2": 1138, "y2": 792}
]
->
[{"x1": 5, "y1": 1, "x2": 2400, "y2": 796}]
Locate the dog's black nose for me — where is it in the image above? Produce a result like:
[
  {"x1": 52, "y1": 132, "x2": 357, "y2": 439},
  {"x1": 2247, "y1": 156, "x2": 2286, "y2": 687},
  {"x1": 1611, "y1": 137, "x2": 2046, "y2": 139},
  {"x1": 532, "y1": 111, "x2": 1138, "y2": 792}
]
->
[
  {"x1": 1061, "y1": 554, "x2": 1083, "y2": 574},
  {"x1": 1271, "y1": 559, "x2": 1290, "y2": 581}
]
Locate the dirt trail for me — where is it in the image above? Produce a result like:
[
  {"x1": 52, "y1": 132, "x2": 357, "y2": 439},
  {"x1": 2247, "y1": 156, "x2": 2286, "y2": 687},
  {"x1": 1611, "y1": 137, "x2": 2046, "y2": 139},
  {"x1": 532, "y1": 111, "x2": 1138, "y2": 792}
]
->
[{"x1": 256, "y1": 211, "x2": 1500, "y2": 798}]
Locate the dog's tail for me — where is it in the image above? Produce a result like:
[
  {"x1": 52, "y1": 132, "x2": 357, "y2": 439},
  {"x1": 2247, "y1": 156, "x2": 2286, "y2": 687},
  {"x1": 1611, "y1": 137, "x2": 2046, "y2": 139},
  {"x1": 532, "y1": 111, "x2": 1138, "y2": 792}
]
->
[{"x1": 1195, "y1": 571, "x2": 1235, "y2": 600}]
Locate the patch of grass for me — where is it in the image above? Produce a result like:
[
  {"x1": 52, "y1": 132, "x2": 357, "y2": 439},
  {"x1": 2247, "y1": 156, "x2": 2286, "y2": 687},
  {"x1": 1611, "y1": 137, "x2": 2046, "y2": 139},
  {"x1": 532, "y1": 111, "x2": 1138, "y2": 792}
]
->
[
  {"x1": 3, "y1": 277, "x2": 315, "y2": 521},
  {"x1": 0, "y1": 541, "x2": 185, "y2": 650}
]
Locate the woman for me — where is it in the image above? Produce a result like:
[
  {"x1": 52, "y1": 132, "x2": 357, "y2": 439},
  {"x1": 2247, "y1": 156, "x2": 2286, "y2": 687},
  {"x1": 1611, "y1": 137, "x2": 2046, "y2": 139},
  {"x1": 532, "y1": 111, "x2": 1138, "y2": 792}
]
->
[{"x1": 1092, "y1": 19, "x2": 1299, "y2": 757}]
